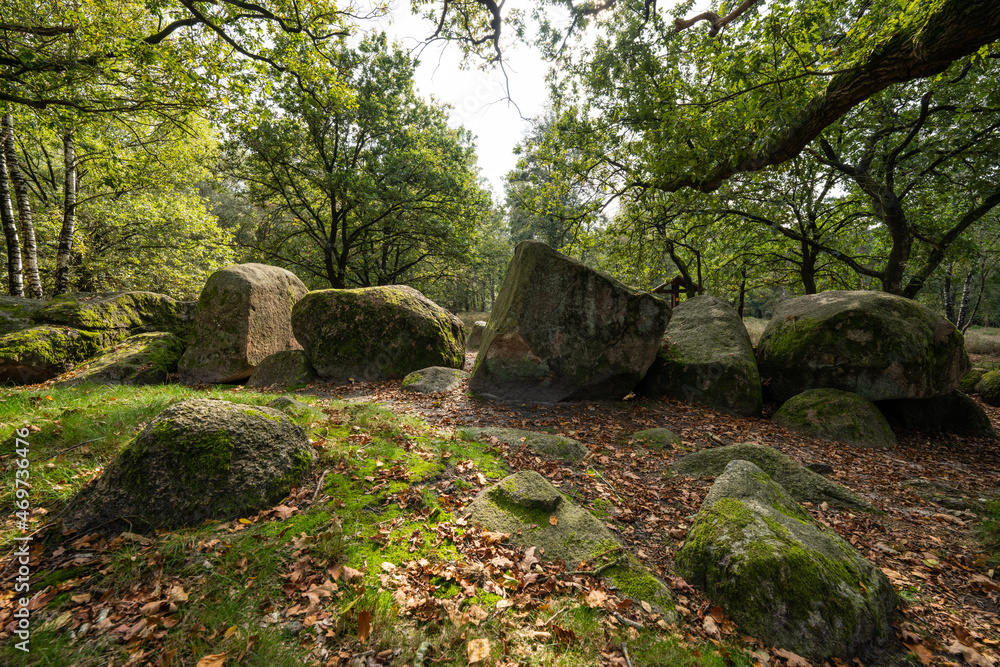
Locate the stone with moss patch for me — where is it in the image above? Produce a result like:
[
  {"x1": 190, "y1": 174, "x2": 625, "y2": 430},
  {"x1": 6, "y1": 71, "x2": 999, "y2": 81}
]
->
[
  {"x1": 32, "y1": 291, "x2": 195, "y2": 338},
  {"x1": 960, "y1": 367, "x2": 987, "y2": 394},
  {"x1": 631, "y1": 428, "x2": 682, "y2": 450},
  {"x1": 179, "y1": 263, "x2": 309, "y2": 384},
  {"x1": 267, "y1": 396, "x2": 312, "y2": 413},
  {"x1": 401, "y1": 366, "x2": 468, "y2": 394},
  {"x1": 0, "y1": 295, "x2": 45, "y2": 335},
  {"x1": 0, "y1": 325, "x2": 110, "y2": 385},
  {"x1": 676, "y1": 460, "x2": 896, "y2": 662},
  {"x1": 458, "y1": 427, "x2": 589, "y2": 462},
  {"x1": 466, "y1": 320, "x2": 487, "y2": 349},
  {"x1": 635, "y1": 296, "x2": 762, "y2": 416},
  {"x1": 53, "y1": 332, "x2": 185, "y2": 388},
  {"x1": 292, "y1": 286, "x2": 465, "y2": 381},
  {"x1": 774, "y1": 388, "x2": 897, "y2": 450},
  {"x1": 469, "y1": 241, "x2": 670, "y2": 402},
  {"x1": 672, "y1": 442, "x2": 874, "y2": 511},
  {"x1": 63, "y1": 398, "x2": 313, "y2": 534},
  {"x1": 247, "y1": 350, "x2": 316, "y2": 390},
  {"x1": 756, "y1": 290, "x2": 969, "y2": 403},
  {"x1": 877, "y1": 390, "x2": 995, "y2": 438},
  {"x1": 976, "y1": 370, "x2": 1000, "y2": 406}
]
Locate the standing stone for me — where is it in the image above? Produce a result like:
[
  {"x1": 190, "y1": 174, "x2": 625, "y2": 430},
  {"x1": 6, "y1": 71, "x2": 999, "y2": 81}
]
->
[
  {"x1": 179, "y1": 264, "x2": 308, "y2": 384},
  {"x1": 469, "y1": 241, "x2": 670, "y2": 402},
  {"x1": 466, "y1": 320, "x2": 488, "y2": 349},
  {"x1": 756, "y1": 290, "x2": 969, "y2": 403},
  {"x1": 635, "y1": 295, "x2": 762, "y2": 416}
]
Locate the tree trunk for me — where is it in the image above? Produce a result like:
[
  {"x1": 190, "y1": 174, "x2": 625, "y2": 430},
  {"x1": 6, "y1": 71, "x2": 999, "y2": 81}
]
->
[
  {"x1": 800, "y1": 242, "x2": 818, "y2": 295},
  {"x1": 736, "y1": 269, "x2": 747, "y2": 318},
  {"x1": 943, "y1": 265, "x2": 955, "y2": 323},
  {"x1": 956, "y1": 270, "x2": 974, "y2": 330},
  {"x1": 3, "y1": 114, "x2": 42, "y2": 299},
  {"x1": 0, "y1": 125, "x2": 23, "y2": 297},
  {"x1": 55, "y1": 131, "x2": 77, "y2": 296}
]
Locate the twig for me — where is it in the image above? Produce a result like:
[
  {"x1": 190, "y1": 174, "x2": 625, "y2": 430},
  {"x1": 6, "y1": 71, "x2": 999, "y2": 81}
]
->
[
  {"x1": 311, "y1": 468, "x2": 330, "y2": 504},
  {"x1": 48, "y1": 436, "x2": 107, "y2": 459},
  {"x1": 611, "y1": 610, "x2": 644, "y2": 630},
  {"x1": 545, "y1": 606, "x2": 570, "y2": 626},
  {"x1": 621, "y1": 642, "x2": 634, "y2": 667}
]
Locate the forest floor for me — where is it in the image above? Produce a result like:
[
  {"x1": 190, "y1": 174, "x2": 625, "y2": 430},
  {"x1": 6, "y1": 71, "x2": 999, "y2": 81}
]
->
[{"x1": 0, "y1": 350, "x2": 997, "y2": 667}]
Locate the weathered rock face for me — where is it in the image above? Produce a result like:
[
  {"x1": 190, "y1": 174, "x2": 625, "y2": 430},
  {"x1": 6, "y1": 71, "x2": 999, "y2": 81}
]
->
[
  {"x1": 33, "y1": 291, "x2": 195, "y2": 338},
  {"x1": 0, "y1": 325, "x2": 108, "y2": 385},
  {"x1": 878, "y1": 391, "x2": 996, "y2": 438},
  {"x1": 469, "y1": 241, "x2": 671, "y2": 402},
  {"x1": 0, "y1": 295, "x2": 45, "y2": 335},
  {"x1": 672, "y1": 442, "x2": 874, "y2": 511},
  {"x1": 773, "y1": 388, "x2": 897, "y2": 449},
  {"x1": 466, "y1": 320, "x2": 488, "y2": 350},
  {"x1": 246, "y1": 350, "x2": 316, "y2": 390},
  {"x1": 676, "y1": 460, "x2": 896, "y2": 662},
  {"x1": 467, "y1": 471, "x2": 674, "y2": 610},
  {"x1": 631, "y1": 428, "x2": 682, "y2": 451},
  {"x1": 54, "y1": 333, "x2": 185, "y2": 388},
  {"x1": 756, "y1": 290, "x2": 969, "y2": 403},
  {"x1": 402, "y1": 366, "x2": 468, "y2": 394},
  {"x1": 976, "y1": 370, "x2": 1000, "y2": 406},
  {"x1": 635, "y1": 296, "x2": 762, "y2": 416},
  {"x1": 458, "y1": 427, "x2": 589, "y2": 462},
  {"x1": 292, "y1": 286, "x2": 465, "y2": 381},
  {"x1": 179, "y1": 264, "x2": 309, "y2": 384},
  {"x1": 63, "y1": 399, "x2": 313, "y2": 533}
]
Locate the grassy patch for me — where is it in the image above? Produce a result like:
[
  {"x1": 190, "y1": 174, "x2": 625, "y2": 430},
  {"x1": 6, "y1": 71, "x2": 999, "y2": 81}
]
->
[
  {"x1": 742, "y1": 317, "x2": 768, "y2": 347},
  {"x1": 965, "y1": 326, "x2": 1000, "y2": 358}
]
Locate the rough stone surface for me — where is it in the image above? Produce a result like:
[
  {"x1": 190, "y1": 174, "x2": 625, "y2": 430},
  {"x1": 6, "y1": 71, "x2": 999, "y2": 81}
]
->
[
  {"x1": 63, "y1": 399, "x2": 313, "y2": 533},
  {"x1": 0, "y1": 296, "x2": 45, "y2": 335},
  {"x1": 247, "y1": 350, "x2": 316, "y2": 390},
  {"x1": 635, "y1": 296, "x2": 762, "y2": 416},
  {"x1": 401, "y1": 366, "x2": 468, "y2": 394},
  {"x1": 631, "y1": 428, "x2": 682, "y2": 450},
  {"x1": 0, "y1": 325, "x2": 110, "y2": 385},
  {"x1": 774, "y1": 388, "x2": 897, "y2": 450},
  {"x1": 33, "y1": 291, "x2": 195, "y2": 338},
  {"x1": 877, "y1": 390, "x2": 996, "y2": 438},
  {"x1": 466, "y1": 320, "x2": 488, "y2": 349},
  {"x1": 469, "y1": 241, "x2": 670, "y2": 402},
  {"x1": 458, "y1": 427, "x2": 589, "y2": 462},
  {"x1": 292, "y1": 286, "x2": 464, "y2": 381},
  {"x1": 672, "y1": 442, "x2": 874, "y2": 511},
  {"x1": 756, "y1": 290, "x2": 969, "y2": 403},
  {"x1": 676, "y1": 460, "x2": 896, "y2": 662},
  {"x1": 179, "y1": 264, "x2": 308, "y2": 384},
  {"x1": 467, "y1": 471, "x2": 674, "y2": 610},
  {"x1": 267, "y1": 396, "x2": 312, "y2": 413},
  {"x1": 976, "y1": 370, "x2": 1000, "y2": 406},
  {"x1": 961, "y1": 367, "x2": 987, "y2": 394},
  {"x1": 54, "y1": 333, "x2": 185, "y2": 387}
]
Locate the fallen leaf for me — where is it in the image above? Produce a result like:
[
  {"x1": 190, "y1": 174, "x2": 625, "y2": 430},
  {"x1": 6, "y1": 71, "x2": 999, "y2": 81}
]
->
[
  {"x1": 166, "y1": 585, "x2": 189, "y2": 603},
  {"x1": 273, "y1": 505, "x2": 296, "y2": 520},
  {"x1": 549, "y1": 515, "x2": 558, "y2": 526},
  {"x1": 343, "y1": 566, "x2": 364, "y2": 582},
  {"x1": 585, "y1": 588, "x2": 608, "y2": 608},
  {"x1": 71, "y1": 593, "x2": 92, "y2": 604},
  {"x1": 468, "y1": 637, "x2": 490, "y2": 663},
  {"x1": 905, "y1": 642, "x2": 934, "y2": 666},
  {"x1": 775, "y1": 648, "x2": 812, "y2": 667},
  {"x1": 702, "y1": 615, "x2": 720, "y2": 638},
  {"x1": 946, "y1": 640, "x2": 996, "y2": 667},
  {"x1": 358, "y1": 610, "x2": 372, "y2": 642},
  {"x1": 970, "y1": 574, "x2": 1000, "y2": 592},
  {"x1": 223, "y1": 625, "x2": 238, "y2": 640},
  {"x1": 196, "y1": 654, "x2": 226, "y2": 667}
]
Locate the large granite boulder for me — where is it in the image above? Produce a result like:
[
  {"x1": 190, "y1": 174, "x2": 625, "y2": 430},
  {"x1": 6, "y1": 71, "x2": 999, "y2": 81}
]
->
[
  {"x1": 756, "y1": 290, "x2": 969, "y2": 403},
  {"x1": 468, "y1": 471, "x2": 673, "y2": 610},
  {"x1": 32, "y1": 291, "x2": 195, "y2": 338},
  {"x1": 676, "y1": 460, "x2": 896, "y2": 662},
  {"x1": 0, "y1": 325, "x2": 108, "y2": 385},
  {"x1": 877, "y1": 390, "x2": 995, "y2": 438},
  {"x1": 457, "y1": 427, "x2": 589, "y2": 462},
  {"x1": 469, "y1": 241, "x2": 670, "y2": 402},
  {"x1": 246, "y1": 350, "x2": 316, "y2": 390},
  {"x1": 54, "y1": 332, "x2": 185, "y2": 387},
  {"x1": 63, "y1": 399, "x2": 313, "y2": 533},
  {"x1": 774, "y1": 388, "x2": 897, "y2": 449},
  {"x1": 635, "y1": 296, "x2": 762, "y2": 416},
  {"x1": 0, "y1": 295, "x2": 45, "y2": 335},
  {"x1": 178, "y1": 264, "x2": 308, "y2": 384},
  {"x1": 292, "y1": 286, "x2": 464, "y2": 381},
  {"x1": 672, "y1": 442, "x2": 874, "y2": 511}
]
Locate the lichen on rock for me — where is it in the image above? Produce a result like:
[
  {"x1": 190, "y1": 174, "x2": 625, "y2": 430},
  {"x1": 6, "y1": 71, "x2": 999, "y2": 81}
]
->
[{"x1": 54, "y1": 332, "x2": 186, "y2": 387}]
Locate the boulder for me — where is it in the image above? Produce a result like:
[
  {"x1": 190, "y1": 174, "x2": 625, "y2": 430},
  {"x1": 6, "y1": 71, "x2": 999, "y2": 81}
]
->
[
  {"x1": 178, "y1": 264, "x2": 308, "y2": 384},
  {"x1": 976, "y1": 370, "x2": 1000, "y2": 406},
  {"x1": 402, "y1": 366, "x2": 468, "y2": 394},
  {"x1": 631, "y1": 428, "x2": 682, "y2": 451},
  {"x1": 292, "y1": 286, "x2": 465, "y2": 381},
  {"x1": 247, "y1": 350, "x2": 316, "y2": 390},
  {"x1": 469, "y1": 241, "x2": 670, "y2": 402},
  {"x1": 635, "y1": 296, "x2": 762, "y2": 416},
  {"x1": 33, "y1": 291, "x2": 195, "y2": 338},
  {"x1": 458, "y1": 427, "x2": 589, "y2": 462},
  {"x1": 54, "y1": 333, "x2": 185, "y2": 387},
  {"x1": 0, "y1": 295, "x2": 45, "y2": 335},
  {"x1": 63, "y1": 399, "x2": 313, "y2": 533},
  {"x1": 468, "y1": 471, "x2": 673, "y2": 610},
  {"x1": 756, "y1": 290, "x2": 969, "y2": 403},
  {"x1": 672, "y1": 442, "x2": 874, "y2": 511},
  {"x1": 268, "y1": 396, "x2": 313, "y2": 414},
  {"x1": 774, "y1": 388, "x2": 897, "y2": 449},
  {"x1": 877, "y1": 391, "x2": 995, "y2": 438},
  {"x1": 676, "y1": 460, "x2": 896, "y2": 662},
  {"x1": 466, "y1": 320, "x2": 487, "y2": 349},
  {"x1": 0, "y1": 325, "x2": 107, "y2": 385}
]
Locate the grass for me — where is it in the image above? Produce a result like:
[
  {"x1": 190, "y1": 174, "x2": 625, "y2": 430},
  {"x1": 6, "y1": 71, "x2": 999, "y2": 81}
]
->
[
  {"x1": 742, "y1": 317, "x2": 768, "y2": 347},
  {"x1": 455, "y1": 310, "x2": 490, "y2": 332},
  {"x1": 963, "y1": 326, "x2": 1000, "y2": 358},
  {"x1": 978, "y1": 500, "x2": 1000, "y2": 566}
]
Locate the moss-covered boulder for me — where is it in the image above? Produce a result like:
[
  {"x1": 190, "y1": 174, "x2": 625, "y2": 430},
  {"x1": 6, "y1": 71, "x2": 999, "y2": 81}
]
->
[
  {"x1": 458, "y1": 427, "x2": 589, "y2": 462},
  {"x1": 877, "y1": 390, "x2": 995, "y2": 438},
  {"x1": 0, "y1": 325, "x2": 109, "y2": 385},
  {"x1": 635, "y1": 296, "x2": 762, "y2": 416},
  {"x1": 63, "y1": 399, "x2": 313, "y2": 533},
  {"x1": 402, "y1": 366, "x2": 468, "y2": 393},
  {"x1": 469, "y1": 241, "x2": 670, "y2": 402},
  {"x1": 246, "y1": 350, "x2": 316, "y2": 390},
  {"x1": 466, "y1": 320, "x2": 487, "y2": 349},
  {"x1": 774, "y1": 388, "x2": 897, "y2": 449},
  {"x1": 756, "y1": 290, "x2": 969, "y2": 403},
  {"x1": 33, "y1": 291, "x2": 195, "y2": 338},
  {"x1": 468, "y1": 471, "x2": 673, "y2": 611},
  {"x1": 676, "y1": 460, "x2": 896, "y2": 662},
  {"x1": 976, "y1": 370, "x2": 1000, "y2": 406},
  {"x1": 672, "y1": 442, "x2": 874, "y2": 511},
  {"x1": 292, "y1": 286, "x2": 464, "y2": 381},
  {"x1": 0, "y1": 295, "x2": 45, "y2": 335},
  {"x1": 179, "y1": 264, "x2": 309, "y2": 384},
  {"x1": 53, "y1": 332, "x2": 185, "y2": 388},
  {"x1": 631, "y1": 428, "x2": 682, "y2": 450}
]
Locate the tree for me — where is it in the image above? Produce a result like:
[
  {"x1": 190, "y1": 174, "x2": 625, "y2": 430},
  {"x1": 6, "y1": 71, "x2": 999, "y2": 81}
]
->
[
  {"x1": 2, "y1": 113, "x2": 42, "y2": 298},
  {"x1": 227, "y1": 34, "x2": 489, "y2": 290}
]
